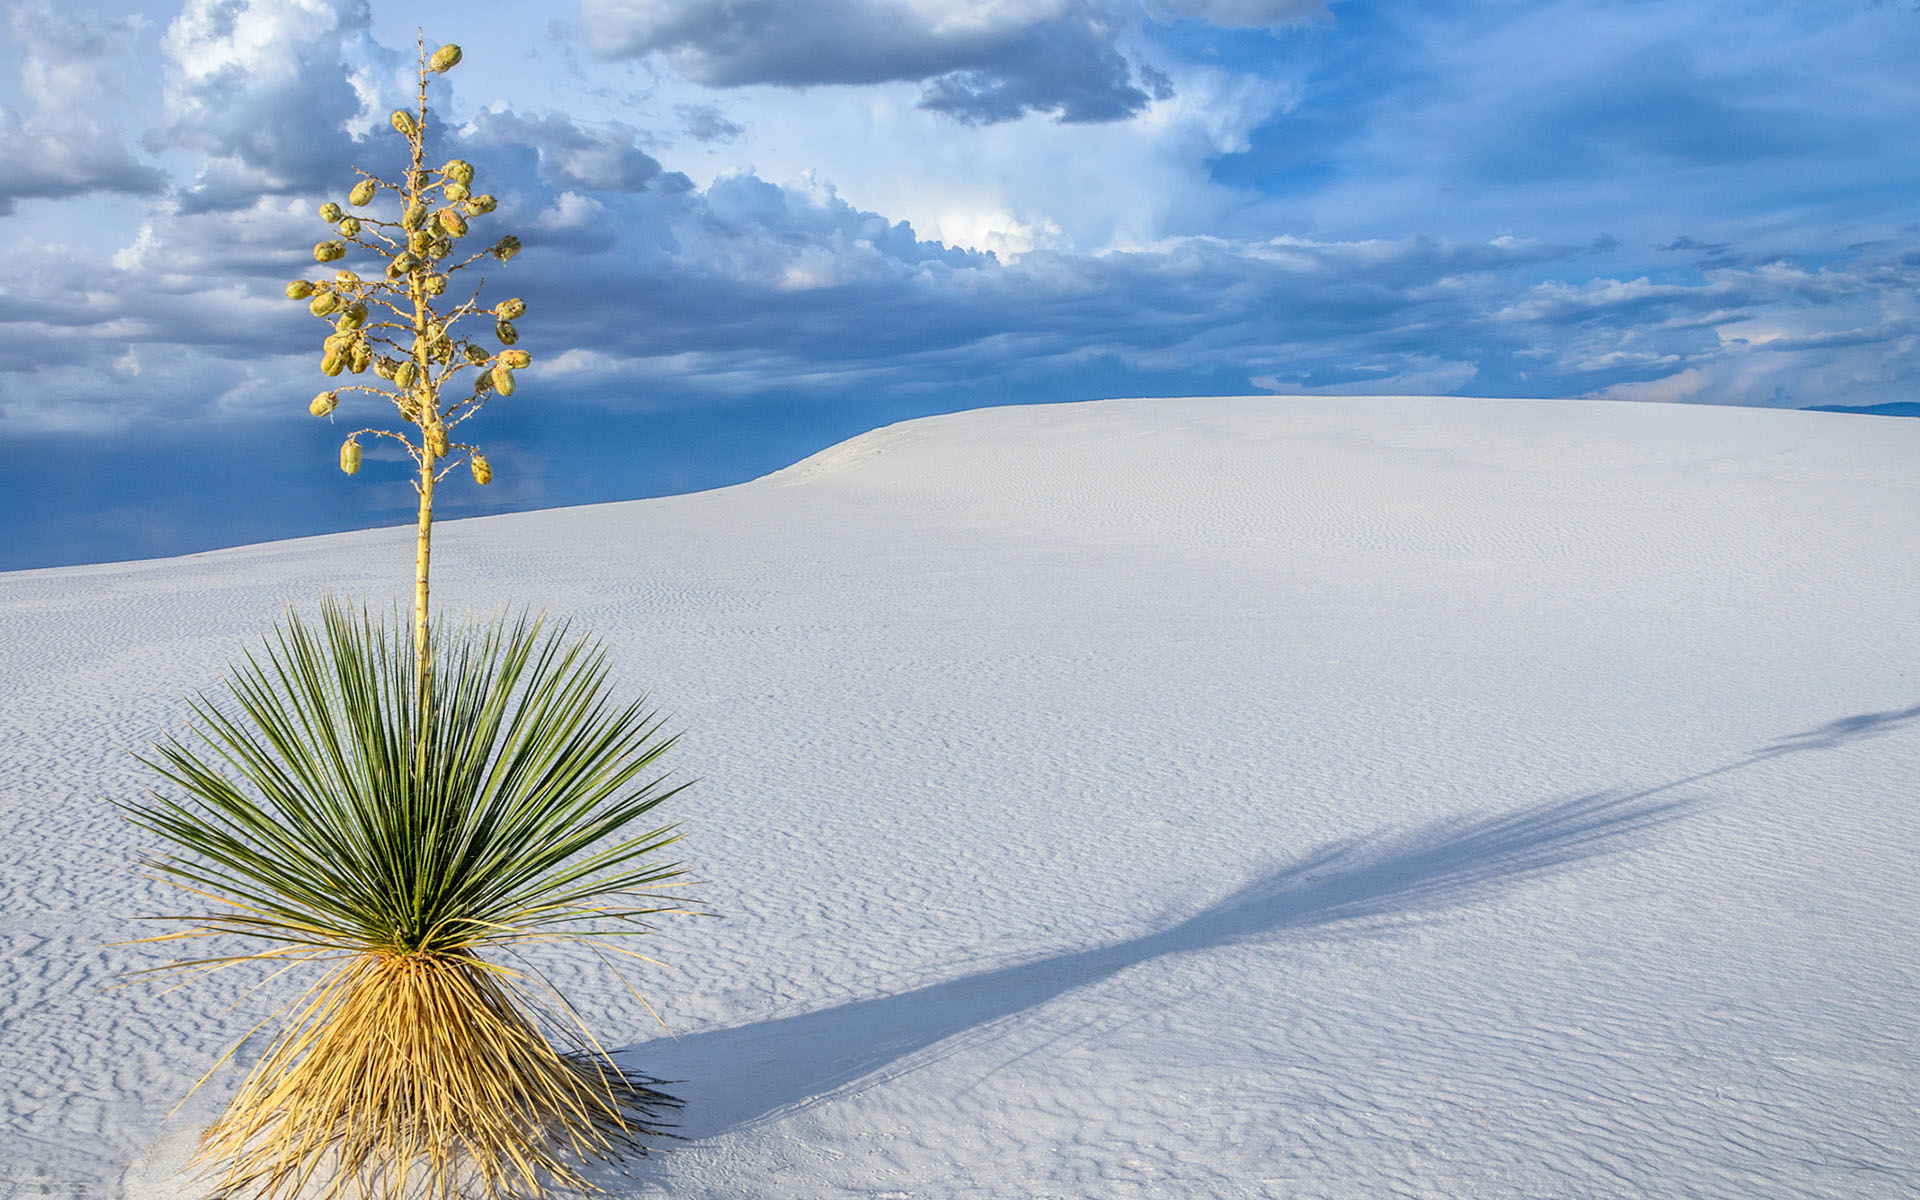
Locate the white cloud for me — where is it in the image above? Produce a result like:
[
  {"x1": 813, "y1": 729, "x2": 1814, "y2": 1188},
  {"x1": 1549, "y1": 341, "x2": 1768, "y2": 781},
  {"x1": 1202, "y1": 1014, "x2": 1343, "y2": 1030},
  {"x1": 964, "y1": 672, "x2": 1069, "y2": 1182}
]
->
[
  {"x1": 529, "y1": 190, "x2": 618, "y2": 254},
  {"x1": 1586, "y1": 367, "x2": 1713, "y2": 405},
  {"x1": 156, "y1": 0, "x2": 399, "y2": 200},
  {"x1": 659, "y1": 55, "x2": 1287, "y2": 257}
]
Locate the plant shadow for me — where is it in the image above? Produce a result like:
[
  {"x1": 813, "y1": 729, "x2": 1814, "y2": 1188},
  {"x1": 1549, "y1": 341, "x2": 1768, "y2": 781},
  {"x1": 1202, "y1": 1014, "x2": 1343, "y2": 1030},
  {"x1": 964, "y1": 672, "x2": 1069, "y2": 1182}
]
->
[
  {"x1": 1756, "y1": 701, "x2": 1920, "y2": 755},
  {"x1": 609, "y1": 789, "x2": 1692, "y2": 1146},
  {"x1": 600, "y1": 700, "x2": 1914, "y2": 1163}
]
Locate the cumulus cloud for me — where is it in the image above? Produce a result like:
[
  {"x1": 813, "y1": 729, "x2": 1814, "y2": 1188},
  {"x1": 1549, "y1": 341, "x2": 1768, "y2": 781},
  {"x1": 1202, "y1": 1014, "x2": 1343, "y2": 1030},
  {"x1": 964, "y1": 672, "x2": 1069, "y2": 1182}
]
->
[
  {"x1": 580, "y1": 0, "x2": 1172, "y2": 123},
  {"x1": 0, "y1": 3, "x2": 167, "y2": 213},
  {"x1": 155, "y1": 0, "x2": 393, "y2": 203}
]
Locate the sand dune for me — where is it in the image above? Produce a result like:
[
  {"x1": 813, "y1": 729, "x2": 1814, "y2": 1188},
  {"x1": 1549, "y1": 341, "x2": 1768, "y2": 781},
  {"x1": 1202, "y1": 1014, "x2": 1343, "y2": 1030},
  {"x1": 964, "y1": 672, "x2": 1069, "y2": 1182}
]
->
[{"x1": 4, "y1": 395, "x2": 1917, "y2": 1198}]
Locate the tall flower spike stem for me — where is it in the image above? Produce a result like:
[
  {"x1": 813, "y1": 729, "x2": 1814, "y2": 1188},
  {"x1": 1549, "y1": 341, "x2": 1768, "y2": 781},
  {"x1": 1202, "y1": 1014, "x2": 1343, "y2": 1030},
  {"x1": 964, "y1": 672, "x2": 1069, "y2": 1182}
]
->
[{"x1": 407, "y1": 33, "x2": 435, "y2": 734}]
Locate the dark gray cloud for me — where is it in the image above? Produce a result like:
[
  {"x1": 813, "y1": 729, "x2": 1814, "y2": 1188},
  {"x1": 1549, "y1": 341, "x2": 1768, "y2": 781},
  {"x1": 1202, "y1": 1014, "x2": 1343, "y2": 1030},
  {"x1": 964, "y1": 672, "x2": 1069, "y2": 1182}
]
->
[
  {"x1": 0, "y1": 3, "x2": 167, "y2": 213},
  {"x1": 465, "y1": 110, "x2": 685, "y2": 194},
  {"x1": 1145, "y1": 0, "x2": 1326, "y2": 27},
  {"x1": 580, "y1": 0, "x2": 1171, "y2": 124},
  {"x1": 918, "y1": 22, "x2": 1171, "y2": 124},
  {"x1": 1656, "y1": 236, "x2": 1739, "y2": 270},
  {"x1": 677, "y1": 103, "x2": 744, "y2": 143},
  {"x1": 0, "y1": 116, "x2": 169, "y2": 214}
]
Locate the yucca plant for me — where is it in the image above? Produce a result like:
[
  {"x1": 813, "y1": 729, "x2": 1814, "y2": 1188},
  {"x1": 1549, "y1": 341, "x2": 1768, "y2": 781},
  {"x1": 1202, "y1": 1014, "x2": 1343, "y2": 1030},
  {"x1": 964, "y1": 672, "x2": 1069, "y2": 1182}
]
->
[
  {"x1": 127, "y1": 602, "x2": 691, "y2": 1200},
  {"x1": 125, "y1": 34, "x2": 697, "y2": 1200}
]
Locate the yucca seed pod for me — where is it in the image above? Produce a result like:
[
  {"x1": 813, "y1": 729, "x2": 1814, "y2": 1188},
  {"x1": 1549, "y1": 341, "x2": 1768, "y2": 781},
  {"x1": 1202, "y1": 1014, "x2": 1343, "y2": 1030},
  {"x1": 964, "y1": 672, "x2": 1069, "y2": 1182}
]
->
[
  {"x1": 494, "y1": 318, "x2": 519, "y2": 345},
  {"x1": 313, "y1": 240, "x2": 346, "y2": 263},
  {"x1": 321, "y1": 349, "x2": 346, "y2": 377},
  {"x1": 395, "y1": 360, "x2": 418, "y2": 389},
  {"x1": 464, "y1": 343, "x2": 491, "y2": 365},
  {"x1": 286, "y1": 280, "x2": 316, "y2": 300},
  {"x1": 443, "y1": 181, "x2": 469, "y2": 203},
  {"x1": 319, "y1": 202, "x2": 343, "y2": 223},
  {"x1": 337, "y1": 303, "x2": 369, "y2": 331},
  {"x1": 429, "y1": 236, "x2": 453, "y2": 260},
  {"x1": 340, "y1": 438, "x2": 362, "y2": 475},
  {"x1": 492, "y1": 235, "x2": 521, "y2": 261},
  {"x1": 408, "y1": 230, "x2": 434, "y2": 256},
  {"x1": 334, "y1": 269, "x2": 360, "y2": 284},
  {"x1": 427, "y1": 424, "x2": 450, "y2": 457},
  {"x1": 403, "y1": 203, "x2": 428, "y2": 231},
  {"x1": 423, "y1": 273, "x2": 448, "y2": 296},
  {"x1": 349, "y1": 341, "x2": 373, "y2": 373},
  {"x1": 470, "y1": 452, "x2": 492, "y2": 485},
  {"x1": 494, "y1": 297, "x2": 526, "y2": 319},
  {"x1": 491, "y1": 365, "x2": 516, "y2": 395},
  {"x1": 387, "y1": 251, "x2": 419, "y2": 278},
  {"x1": 473, "y1": 370, "x2": 495, "y2": 395},
  {"x1": 464, "y1": 193, "x2": 497, "y2": 215},
  {"x1": 436, "y1": 209, "x2": 467, "y2": 238},
  {"x1": 442, "y1": 159, "x2": 474, "y2": 186},
  {"x1": 409, "y1": 169, "x2": 431, "y2": 191},
  {"x1": 336, "y1": 216, "x2": 360, "y2": 237},
  {"x1": 374, "y1": 355, "x2": 399, "y2": 380},
  {"x1": 309, "y1": 291, "x2": 342, "y2": 317},
  {"x1": 348, "y1": 178, "x2": 377, "y2": 206},
  {"x1": 499, "y1": 348, "x2": 531, "y2": 369},
  {"x1": 431, "y1": 337, "x2": 452, "y2": 363},
  {"x1": 398, "y1": 400, "x2": 421, "y2": 423},
  {"x1": 390, "y1": 109, "x2": 417, "y2": 138},
  {"x1": 309, "y1": 390, "x2": 339, "y2": 417},
  {"x1": 430, "y1": 43, "x2": 462, "y2": 73}
]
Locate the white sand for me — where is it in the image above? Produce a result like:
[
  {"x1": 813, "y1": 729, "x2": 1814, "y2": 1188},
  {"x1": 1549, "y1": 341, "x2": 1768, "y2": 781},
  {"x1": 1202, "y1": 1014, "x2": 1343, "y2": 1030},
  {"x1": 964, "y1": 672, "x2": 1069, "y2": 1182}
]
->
[{"x1": 4, "y1": 394, "x2": 1918, "y2": 1198}]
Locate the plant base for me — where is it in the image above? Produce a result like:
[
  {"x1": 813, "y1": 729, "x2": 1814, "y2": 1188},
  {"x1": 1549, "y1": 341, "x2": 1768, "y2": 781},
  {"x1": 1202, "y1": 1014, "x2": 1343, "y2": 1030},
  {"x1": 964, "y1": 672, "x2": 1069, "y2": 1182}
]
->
[{"x1": 198, "y1": 950, "x2": 679, "y2": 1200}]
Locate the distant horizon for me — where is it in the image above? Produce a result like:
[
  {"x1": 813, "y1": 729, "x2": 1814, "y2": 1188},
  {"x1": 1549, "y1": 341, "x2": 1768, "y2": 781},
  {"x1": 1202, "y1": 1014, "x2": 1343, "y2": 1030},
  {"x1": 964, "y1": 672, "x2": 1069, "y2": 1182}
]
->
[
  {"x1": 5, "y1": 392, "x2": 1913, "y2": 574},
  {"x1": 4, "y1": 0, "x2": 1916, "y2": 571}
]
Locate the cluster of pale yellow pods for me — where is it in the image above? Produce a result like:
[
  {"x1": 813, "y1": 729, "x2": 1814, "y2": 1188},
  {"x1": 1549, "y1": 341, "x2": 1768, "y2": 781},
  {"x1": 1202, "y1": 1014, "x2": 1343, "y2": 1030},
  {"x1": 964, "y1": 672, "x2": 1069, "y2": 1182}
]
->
[{"x1": 283, "y1": 42, "x2": 529, "y2": 489}]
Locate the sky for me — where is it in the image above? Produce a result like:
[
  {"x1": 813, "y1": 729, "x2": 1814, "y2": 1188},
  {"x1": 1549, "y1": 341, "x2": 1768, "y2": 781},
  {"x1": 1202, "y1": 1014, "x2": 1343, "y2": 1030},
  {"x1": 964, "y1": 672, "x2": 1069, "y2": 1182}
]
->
[{"x1": 1, "y1": 0, "x2": 1917, "y2": 570}]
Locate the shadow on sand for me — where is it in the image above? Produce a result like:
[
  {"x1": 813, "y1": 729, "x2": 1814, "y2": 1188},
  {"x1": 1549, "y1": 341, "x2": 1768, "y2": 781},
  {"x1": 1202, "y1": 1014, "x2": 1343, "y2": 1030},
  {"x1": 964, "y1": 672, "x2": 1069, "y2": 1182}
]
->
[
  {"x1": 612, "y1": 790, "x2": 1688, "y2": 1143},
  {"x1": 606, "y1": 702, "x2": 1914, "y2": 1149}
]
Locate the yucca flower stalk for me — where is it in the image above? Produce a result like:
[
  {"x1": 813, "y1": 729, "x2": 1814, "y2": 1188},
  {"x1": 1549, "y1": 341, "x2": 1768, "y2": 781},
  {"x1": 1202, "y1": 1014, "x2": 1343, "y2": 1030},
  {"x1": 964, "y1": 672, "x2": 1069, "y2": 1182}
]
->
[
  {"x1": 127, "y1": 601, "x2": 693, "y2": 1200},
  {"x1": 288, "y1": 35, "x2": 527, "y2": 711}
]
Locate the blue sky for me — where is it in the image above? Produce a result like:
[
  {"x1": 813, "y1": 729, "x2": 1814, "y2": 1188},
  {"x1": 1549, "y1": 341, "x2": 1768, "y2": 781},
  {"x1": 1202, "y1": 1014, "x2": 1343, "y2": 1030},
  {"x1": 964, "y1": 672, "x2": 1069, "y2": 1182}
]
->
[{"x1": 2, "y1": 0, "x2": 1917, "y2": 569}]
